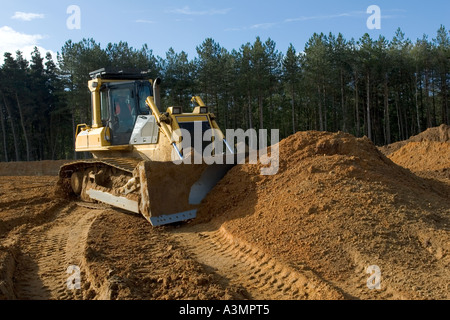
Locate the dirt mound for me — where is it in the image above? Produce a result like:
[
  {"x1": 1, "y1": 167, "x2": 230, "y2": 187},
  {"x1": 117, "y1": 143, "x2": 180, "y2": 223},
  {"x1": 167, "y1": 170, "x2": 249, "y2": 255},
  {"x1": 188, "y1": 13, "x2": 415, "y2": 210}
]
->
[
  {"x1": 197, "y1": 131, "x2": 450, "y2": 299},
  {"x1": 380, "y1": 124, "x2": 450, "y2": 156},
  {"x1": 410, "y1": 124, "x2": 450, "y2": 142},
  {"x1": 379, "y1": 125, "x2": 450, "y2": 182},
  {"x1": 388, "y1": 142, "x2": 450, "y2": 182}
]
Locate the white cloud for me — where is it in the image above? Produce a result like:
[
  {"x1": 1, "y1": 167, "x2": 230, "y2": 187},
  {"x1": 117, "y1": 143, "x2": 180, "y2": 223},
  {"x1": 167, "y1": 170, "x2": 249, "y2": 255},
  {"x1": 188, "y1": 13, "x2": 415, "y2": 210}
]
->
[
  {"x1": 11, "y1": 11, "x2": 45, "y2": 21},
  {"x1": 0, "y1": 26, "x2": 55, "y2": 64},
  {"x1": 0, "y1": 26, "x2": 44, "y2": 49},
  {"x1": 227, "y1": 11, "x2": 366, "y2": 32},
  {"x1": 169, "y1": 6, "x2": 231, "y2": 16},
  {"x1": 225, "y1": 22, "x2": 276, "y2": 32},
  {"x1": 136, "y1": 19, "x2": 156, "y2": 24},
  {"x1": 284, "y1": 9, "x2": 404, "y2": 23},
  {"x1": 250, "y1": 23, "x2": 277, "y2": 30},
  {"x1": 285, "y1": 12, "x2": 364, "y2": 23},
  {"x1": 226, "y1": 8, "x2": 406, "y2": 33},
  {"x1": 224, "y1": 27, "x2": 243, "y2": 32}
]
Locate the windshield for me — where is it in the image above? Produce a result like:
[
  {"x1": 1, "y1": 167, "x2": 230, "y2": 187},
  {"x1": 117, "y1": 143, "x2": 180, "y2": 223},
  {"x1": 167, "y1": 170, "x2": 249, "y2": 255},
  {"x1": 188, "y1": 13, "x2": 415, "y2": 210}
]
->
[
  {"x1": 106, "y1": 81, "x2": 154, "y2": 145},
  {"x1": 137, "y1": 82, "x2": 152, "y2": 115},
  {"x1": 110, "y1": 86, "x2": 137, "y2": 134}
]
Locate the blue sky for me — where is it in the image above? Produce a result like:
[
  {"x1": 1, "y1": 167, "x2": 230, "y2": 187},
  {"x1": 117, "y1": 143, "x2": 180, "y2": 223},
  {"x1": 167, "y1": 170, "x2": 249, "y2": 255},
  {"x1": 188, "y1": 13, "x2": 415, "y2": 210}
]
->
[{"x1": 0, "y1": 0, "x2": 448, "y2": 62}]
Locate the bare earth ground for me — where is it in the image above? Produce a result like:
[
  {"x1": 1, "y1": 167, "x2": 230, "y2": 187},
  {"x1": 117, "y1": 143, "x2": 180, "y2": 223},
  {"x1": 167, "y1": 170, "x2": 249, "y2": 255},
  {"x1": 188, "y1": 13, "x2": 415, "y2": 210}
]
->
[{"x1": 0, "y1": 127, "x2": 448, "y2": 300}]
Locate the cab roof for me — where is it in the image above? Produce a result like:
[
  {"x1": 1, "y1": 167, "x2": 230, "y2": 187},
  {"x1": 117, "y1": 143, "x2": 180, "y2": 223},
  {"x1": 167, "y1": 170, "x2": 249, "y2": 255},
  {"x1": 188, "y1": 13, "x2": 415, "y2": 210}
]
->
[{"x1": 89, "y1": 67, "x2": 152, "y2": 81}]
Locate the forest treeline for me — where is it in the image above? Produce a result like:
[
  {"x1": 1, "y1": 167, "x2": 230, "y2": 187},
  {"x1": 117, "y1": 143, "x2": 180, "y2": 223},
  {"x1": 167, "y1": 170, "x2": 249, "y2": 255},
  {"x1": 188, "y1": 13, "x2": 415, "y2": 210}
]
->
[{"x1": 0, "y1": 26, "x2": 448, "y2": 161}]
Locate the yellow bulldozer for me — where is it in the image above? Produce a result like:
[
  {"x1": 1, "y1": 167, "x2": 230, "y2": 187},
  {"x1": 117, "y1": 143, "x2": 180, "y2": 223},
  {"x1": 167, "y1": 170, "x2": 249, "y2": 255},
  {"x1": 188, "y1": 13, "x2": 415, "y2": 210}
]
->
[{"x1": 57, "y1": 68, "x2": 237, "y2": 226}]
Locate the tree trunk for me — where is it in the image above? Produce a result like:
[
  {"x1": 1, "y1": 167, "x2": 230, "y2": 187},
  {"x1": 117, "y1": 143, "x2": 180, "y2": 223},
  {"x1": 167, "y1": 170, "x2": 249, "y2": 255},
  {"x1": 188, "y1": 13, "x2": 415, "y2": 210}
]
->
[
  {"x1": 323, "y1": 85, "x2": 327, "y2": 132},
  {"x1": 267, "y1": 96, "x2": 272, "y2": 131},
  {"x1": 332, "y1": 95, "x2": 337, "y2": 132},
  {"x1": 431, "y1": 71, "x2": 437, "y2": 126},
  {"x1": 415, "y1": 72, "x2": 421, "y2": 133},
  {"x1": 2, "y1": 94, "x2": 20, "y2": 161},
  {"x1": 258, "y1": 90, "x2": 264, "y2": 130},
  {"x1": 291, "y1": 86, "x2": 296, "y2": 134},
  {"x1": 317, "y1": 85, "x2": 324, "y2": 131},
  {"x1": 354, "y1": 71, "x2": 360, "y2": 137},
  {"x1": 366, "y1": 73, "x2": 372, "y2": 141},
  {"x1": 384, "y1": 74, "x2": 391, "y2": 144},
  {"x1": 395, "y1": 91, "x2": 404, "y2": 141},
  {"x1": 424, "y1": 68, "x2": 431, "y2": 128},
  {"x1": 72, "y1": 105, "x2": 78, "y2": 160},
  {"x1": 441, "y1": 73, "x2": 448, "y2": 125},
  {"x1": 0, "y1": 104, "x2": 8, "y2": 162},
  {"x1": 341, "y1": 70, "x2": 347, "y2": 132},
  {"x1": 247, "y1": 90, "x2": 253, "y2": 129},
  {"x1": 403, "y1": 99, "x2": 409, "y2": 139},
  {"x1": 15, "y1": 93, "x2": 31, "y2": 161}
]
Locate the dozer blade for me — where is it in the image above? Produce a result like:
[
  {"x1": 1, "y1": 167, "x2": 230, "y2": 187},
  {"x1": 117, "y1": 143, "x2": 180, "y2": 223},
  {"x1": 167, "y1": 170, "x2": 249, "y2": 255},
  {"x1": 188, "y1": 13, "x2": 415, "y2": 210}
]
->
[
  {"x1": 137, "y1": 155, "x2": 237, "y2": 226},
  {"x1": 58, "y1": 156, "x2": 241, "y2": 226}
]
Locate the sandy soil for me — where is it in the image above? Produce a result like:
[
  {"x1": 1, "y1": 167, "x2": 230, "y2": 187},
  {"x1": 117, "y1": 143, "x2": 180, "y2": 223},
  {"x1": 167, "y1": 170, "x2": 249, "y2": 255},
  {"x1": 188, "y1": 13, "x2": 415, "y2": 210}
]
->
[
  {"x1": 0, "y1": 177, "x2": 244, "y2": 300},
  {"x1": 197, "y1": 131, "x2": 449, "y2": 300},
  {"x1": 379, "y1": 124, "x2": 449, "y2": 157},
  {"x1": 0, "y1": 128, "x2": 448, "y2": 300}
]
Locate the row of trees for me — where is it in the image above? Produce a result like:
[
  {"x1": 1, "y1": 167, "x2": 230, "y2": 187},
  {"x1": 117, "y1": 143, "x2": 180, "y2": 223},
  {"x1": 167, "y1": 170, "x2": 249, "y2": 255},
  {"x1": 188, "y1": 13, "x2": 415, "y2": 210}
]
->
[
  {"x1": 0, "y1": 48, "x2": 64, "y2": 162},
  {"x1": 0, "y1": 26, "x2": 448, "y2": 161}
]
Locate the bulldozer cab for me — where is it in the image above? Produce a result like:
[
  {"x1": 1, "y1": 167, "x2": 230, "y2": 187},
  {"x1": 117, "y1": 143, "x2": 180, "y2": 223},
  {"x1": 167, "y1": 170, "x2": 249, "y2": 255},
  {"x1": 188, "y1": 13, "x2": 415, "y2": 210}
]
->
[
  {"x1": 89, "y1": 68, "x2": 155, "y2": 146},
  {"x1": 79, "y1": 68, "x2": 235, "y2": 159},
  {"x1": 100, "y1": 81, "x2": 152, "y2": 145}
]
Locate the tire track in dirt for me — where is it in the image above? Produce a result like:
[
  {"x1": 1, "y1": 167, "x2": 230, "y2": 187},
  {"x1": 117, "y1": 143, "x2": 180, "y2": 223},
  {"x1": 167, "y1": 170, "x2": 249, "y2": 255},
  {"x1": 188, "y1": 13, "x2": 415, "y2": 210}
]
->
[
  {"x1": 171, "y1": 223, "x2": 345, "y2": 300},
  {"x1": 13, "y1": 204, "x2": 103, "y2": 300}
]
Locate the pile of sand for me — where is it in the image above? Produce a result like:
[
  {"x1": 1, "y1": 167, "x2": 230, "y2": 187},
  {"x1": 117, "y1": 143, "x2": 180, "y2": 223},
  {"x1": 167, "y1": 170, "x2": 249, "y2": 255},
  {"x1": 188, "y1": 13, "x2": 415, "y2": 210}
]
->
[
  {"x1": 388, "y1": 142, "x2": 449, "y2": 181},
  {"x1": 408, "y1": 124, "x2": 450, "y2": 142},
  {"x1": 380, "y1": 124, "x2": 450, "y2": 156},
  {"x1": 379, "y1": 124, "x2": 450, "y2": 182},
  {"x1": 198, "y1": 131, "x2": 450, "y2": 299}
]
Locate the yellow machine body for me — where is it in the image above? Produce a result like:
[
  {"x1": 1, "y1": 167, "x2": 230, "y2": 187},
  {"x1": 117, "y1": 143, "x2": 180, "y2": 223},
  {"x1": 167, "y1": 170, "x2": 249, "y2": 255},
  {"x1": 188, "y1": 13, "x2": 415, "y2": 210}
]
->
[{"x1": 58, "y1": 68, "x2": 236, "y2": 226}]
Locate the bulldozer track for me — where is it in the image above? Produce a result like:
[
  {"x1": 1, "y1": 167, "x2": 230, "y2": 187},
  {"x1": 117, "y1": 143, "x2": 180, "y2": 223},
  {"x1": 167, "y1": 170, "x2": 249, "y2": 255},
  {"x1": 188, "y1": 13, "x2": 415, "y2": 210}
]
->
[
  {"x1": 58, "y1": 158, "x2": 142, "y2": 177},
  {"x1": 171, "y1": 223, "x2": 345, "y2": 300},
  {"x1": 13, "y1": 204, "x2": 103, "y2": 300}
]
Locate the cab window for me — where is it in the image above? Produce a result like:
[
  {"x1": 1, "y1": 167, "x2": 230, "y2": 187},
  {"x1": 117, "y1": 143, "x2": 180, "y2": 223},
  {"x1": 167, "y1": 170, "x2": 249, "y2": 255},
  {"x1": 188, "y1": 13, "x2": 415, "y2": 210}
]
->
[
  {"x1": 110, "y1": 87, "x2": 137, "y2": 134},
  {"x1": 138, "y1": 83, "x2": 151, "y2": 115},
  {"x1": 100, "y1": 89, "x2": 109, "y2": 125}
]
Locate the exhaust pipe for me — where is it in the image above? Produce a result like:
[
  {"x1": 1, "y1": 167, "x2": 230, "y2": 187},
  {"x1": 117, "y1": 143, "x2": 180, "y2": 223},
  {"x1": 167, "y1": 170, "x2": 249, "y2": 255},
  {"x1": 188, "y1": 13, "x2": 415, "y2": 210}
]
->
[{"x1": 153, "y1": 77, "x2": 162, "y2": 111}]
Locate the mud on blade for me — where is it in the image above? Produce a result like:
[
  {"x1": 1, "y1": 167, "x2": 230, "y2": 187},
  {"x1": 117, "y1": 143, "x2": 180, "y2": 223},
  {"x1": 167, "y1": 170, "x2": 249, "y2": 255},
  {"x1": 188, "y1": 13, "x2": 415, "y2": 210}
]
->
[{"x1": 137, "y1": 159, "x2": 236, "y2": 226}]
